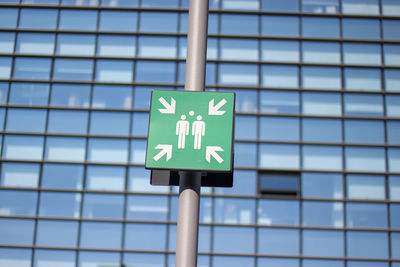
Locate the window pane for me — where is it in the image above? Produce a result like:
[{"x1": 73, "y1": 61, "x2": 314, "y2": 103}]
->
[
  {"x1": 345, "y1": 147, "x2": 386, "y2": 172},
  {"x1": 212, "y1": 256, "x2": 254, "y2": 267},
  {"x1": 90, "y1": 111, "x2": 130, "y2": 136},
  {"x1": 344, "y1": 94, "x2": 383, "y2": 116},
  {"x1": 347, "y1": 231, "x2": 388, "y2": 258},
  {"x1": 1, "y1": 162, "x2": 40, "y2": 188},
  {"x1": 388, "y1": 121, "x2": 400, "y2": 144},
  {"x1": 302, "y1": 66, "x2": 341, "y2": 90},
  {"x1": 258, "y1": 199, "x2": 299, "y2": 225},
  {"x1": 344, "y1": 68, "x2": 381, "y2": 91},
  {"x1": 342, "y1": 18, "x2": 380, "y2": 39},
  {"x1": 0, "y1": 57, "x2": 11, "y2": 79},
  {"x1": 344, "y1": 120, "x2": 384, "y2": 144},
  {"x1": 303, "y1": 260, "x2": 344, "y2": 267},
  {"x1": 302, "y1": 173, "x2": 343, "y2": 199},
  {"x1": 219, "y1": 64, "x2": 258, "y2": 86},
  {"x1": 223, "y1": 0, "x2": 259, "y2": 10},
  {"x1": 79, "y1": 251, "x2": 120, "y2": 267},
  {"x1": 384, "y1": 44, "x2": 400, "y2": 66},
  {"x1": 262, "y1": 65, "x2": 298, "y2": 88},
  {"x1": 220, "y1": 38, "x2": 258, "y2": 61},
  {"x1": 302, "y1": 0, "x2": 339, "y2": 13},
  {"x1": 383, "y1": 20, "x2": 400, "y2": 40},
  {"x1": 42, "y1": 164, "x2": 83, "y2": 190},
  {"x1": 36, "y1": 220, "x2": 78, "y2": 247},
  {"x1": 54, "y1": 59, "x2": 93, "y2": 81},
  {"x1": 80, "y1": 222, "x2": 122, "y2": 249},
  {"x1": 0, "y1": 219, "x2": 35, "y2": 245},
  {"x1": 262, "y1": 40, "x2": 299, "y2": 62},
  {"x1": 140, "y1": 12, "x2": 177, "y2": 33},
  {"x1": 222, "y1": 14, "x2": 258, "y2": 35},
  {"x1": 130, "y1": 139, "x2": 147, "y2": 164},
  {"x1": 391, "y1": 204, "x2": 400, "y2": 228},
  {"x1": 123, "y1": 253, "x2": 165, "y2": 267},
  {"x1": 215, "y1": 198, "x2": 255, "y2": 224},
  {"x1": 347, "y1": 202, "x2": 387, "y2": 228},
  {"x1": 258, "y1": 228, "x2": 299, "y2": 255},
  {"x1": 92, "y1": 85, "x2": 131, "y2": 109},
  {"x1": 99, "y1": 11, "x2": 137, "y2": 32},
  {"x1": 342, "y1": 0, "x2": 379, "y2": 14},
  {"x1": 48, "y1": 110, "x2": 88, "y2": 134},
  {"x1": 303, "y1": 145, "x2": 342, "y2": 170},
  {"x1": 343, "y1": 43, "x2": 381, "y2": 65},
  {"x1": 82, "y1": 193, "x2": 124, "y2": 219},
  {"x1": 0, "y1": 33, "x2": 15, "y2": 53},
  {"x1": 385, "y1": 69, "x2": 400, "y2": 92},
  {"x1": 302, "y1": 92, "x2": 341, "y2": 115},
  {"x1": 213, "y1": 226, "x2": 255, "y2": 254},
  {"x1": 128, "y1": 166, "x2": 168, "y2": 193},
  {"x1": 51, "y1": 84, "x2": 90, "y2": 107},
  {"x1": 0, "y1": 83, "x2": 8, "y2": 104},
  {"x1": 96, "y1": 60, "x2": 133, "y2": 82},
  {"x1": 59, "y1": 10, "x2": 97, "y2": 30},
  {"x1": 389, "y1": 175, "x2": 400, "y2": 200},
  {"x1": 6, "y1": 108, "x2": 46, "y2": 133},
  {"x1": 34, "y1": 250, "x2": 75, "y2": 267},
  {"x1": 19, "y1": 9, "x2": 58, "y2": 29},
  {"x1": 132, "y1": 112, "x2": 149, "y2": 136},
  {"x1": 386, "y1": 95, "x2": 400, "y2": 117},
  {"x1": 0, "y1": 8, "x2": 18, "y2": 28},
  {"x1": 262, "y1": 0, "x2": 298, "y2": 11},
  {"x1": 302, "y1": 118, "x2": 342, "y2": 143},
  {"x1": 258, "y1": 258, "x2": 299, "y2": 267},
  {"x1": 138, "y1": 36, "x2": 176, "y2": 58},
  {"x1": 126, "y1": 195, "x2": 168, "y2": 221},
  {"x1": 302, "y1": 41, "x2": 340, "y2": 64},
  {"x1": 0, "y1": 190, "x2": 37, "y2": 216},
  {"x1": 98, "y1": 35, "x2": 135, "y2": 57},
  {"x1": 101, "y1": 0, "x2": 138, "y2": 6},
  {"x1": 262, "y1": 16, "x2": 299, "y2": 37},
  {"x1": 260, "y1": 91, "x2": 299, "y2": 114},
  {"x1": 234, "y1": 143, "x2": 257, "y2": 167},
  {"x1": 303, "y1": 230, "x2": 344, "y2": 257},
  {"x1": 235, "y1": 115, "x2": 257, "y2": 140},
  {"x1": 39, "y1": 192, "x2": 81, "y2": 218},
  {"x1": 232, "y1": 89, "x2": 258, "y2": 113},
  {"x1": 389, "y1": 148, "x2": 400, "y2": 172},
  {"x1": 259, "y1": 144, "x2": 299, "y2": 169},
  {"x1": 302, "y1": 17, "x2": 340, "y2": 38},
  {"x1": 86, "y1": 166, "x2": 125, "y2": 191},
  {"x1": 135, "y1": 61, "x2": 175, "y2": 83},
  {"x1": 260, "y1": 117, "x2": 299, "y2": 141},
  {"x1": 303, "y1": 201, "x2": 343, "y2": 227},
  {"x1": 16, "y1": 33, "x2": 55, "y2": 55},
  {"x1": 9, "y1": 83, "x2": 49, "y2": 106},
  {"x1": 3, "y1": 135, "x2": 43, "y2": 160},
  {"x1": 0, "y1": 248, "x2": 31, "y2": 267},
  {"x1": 382, "y1": 0, "x2": 400, "y2": 15},
  {"x1": 125, "y1": 223, "x2": 167, "y2": 251},
  {"x1": 347, "y1": 174, "x2": 385, "y2": 200},
  {"x1": 45, "y1": 137, "x2": 86, "y2": 161},
  {"x1": 57, "y1": 34, "x2": 95, "y2": 56},
  {"x1": 215, "y1": 170, "x2": 257, "y2": 196},
  {"x1": 14, "y1": 57, "x2": 51, "y2": 80}
]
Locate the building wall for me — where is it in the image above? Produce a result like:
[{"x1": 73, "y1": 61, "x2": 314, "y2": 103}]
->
[{"x1": 0, "y1": 0, "x2": 399, "y2": 266}]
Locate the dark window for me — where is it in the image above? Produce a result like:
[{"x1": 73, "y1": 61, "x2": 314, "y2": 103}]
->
[{"x1": 259, "y1": 172, "x2": 300, "y2": 197}]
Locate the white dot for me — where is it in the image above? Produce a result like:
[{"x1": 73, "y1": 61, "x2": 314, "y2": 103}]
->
[{"x1": 189, "y1": 110, "x2": 195, "y2": 116}]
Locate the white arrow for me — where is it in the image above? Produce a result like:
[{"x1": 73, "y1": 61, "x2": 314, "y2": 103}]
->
[
  {"x1": 153, "y1": 144, "x2": 172, "y2": 161},
  {"x1": 206, "y1": 146, "x2": 224, "y2": 164},
  {"x1": 158, "y1": 97, "x2": 176, "y2": 114},
  {"x1": 208, "y1": 99, "x2": 227, "y2": 115}
]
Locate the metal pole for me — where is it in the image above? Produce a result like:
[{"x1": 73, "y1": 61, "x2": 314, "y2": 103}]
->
[{"x1": 175, "y1": 0, "x2": 209, "y2": 266}]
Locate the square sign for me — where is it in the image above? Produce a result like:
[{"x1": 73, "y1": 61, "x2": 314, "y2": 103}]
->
[{"x1": 145, "y1": 90, "x2": 235, "y2": 172}]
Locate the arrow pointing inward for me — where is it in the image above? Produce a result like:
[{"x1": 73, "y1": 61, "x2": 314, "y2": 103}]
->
[
  {"x1": 208, "y1": 99, "x2": 227, "y2": 115},
  {"x1": 206, "y1": 146, "x2": 224, "y2": 164},
  {"x1": 153, "y1": 144, "x2": 172, "y2": 161},
  {"x1": 158, "y1": 97, "x2": 176, "y2": 114}
]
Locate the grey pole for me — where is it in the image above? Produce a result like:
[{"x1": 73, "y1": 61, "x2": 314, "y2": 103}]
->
[{"x1": 175, "y1": 0, "x2": 209, "y2": 266}]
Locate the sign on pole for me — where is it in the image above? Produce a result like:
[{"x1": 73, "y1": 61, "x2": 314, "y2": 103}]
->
[{"x1": 145, "y1": 90, "x2": 235, "y2": 172}]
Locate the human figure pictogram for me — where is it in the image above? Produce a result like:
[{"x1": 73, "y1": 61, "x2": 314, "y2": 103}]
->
[
  {"x1": 176, "y1": 115, "x2": 189, "y2": 149},
  {"x1": 192, "y1": 115, "x2": 205, "y2": 150}
]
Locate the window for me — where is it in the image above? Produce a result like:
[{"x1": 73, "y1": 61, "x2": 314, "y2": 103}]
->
[
  {"x1": 138, "y1": 36, "x2": 176, "y2": 58},
  {"x1": 347, "y1": 231, "x2": 388, "y2": 258},
  {"x1": 302, "y1": 41, "x2": 340, "y2": 64},
  {"x1": 262, "y1": 0, "x2": 298, "y2": 11},
  {"x1": 78, "y1": 252, "x2": 120, "y2": 267},
  {"x1": 0, "y1": 33, "x2": 15, "y2": 53},
  {"x1": 386, "y1": 95, "x2": 400, "y2": 117},
  {"x1": 343, "y1": 43, "x2": 381, "y2": 65},
  {"x1": 41, "y1": 164, "x2": 83, "y2": 190},
  {"x1": 345, "y1": 147, "x2": 386, "y2": 172},
  {"x1": 303, "y1": 230, "x2": 344, "y2": 257},
  {"x1": 123, "y1": 253, "x2": 165, "y2": 267},
  {"x1": 16, "y1": 33, "x2": 55, "y2": 55},
  {"x1": 139, "y1": 12, "x2": 177, "y2": 33},
  {"x1": 259, "y1": 144, "x2": 300, "y2": 169},
  {"x1": 258, "y1": 228, "x2": 299, "y2": 255},
  {"x1": 388, "y1": 121, "x2": 400, "y2": 144},
  {"x1": 302, "y1": 201, "x2": 343, "y2": 227},
  {"x1": 51, "y1": 84, "x2": 90, "y2": 107},
  {"x1": 391, "y1": 204, "x2": 400, "y2": 228},
  {"x1": 34, "y1": 250, "x2": 75, "y2": 267},
  {"x1": 344, "y1": 68, "x2": 381, "y2": 91},
  {"x1": 262, "y1": 65, "x2": 298, "y2": 88},
  {"x1": 0, "y1": 248, "x2": 31, "y2": 267},
  {"x1": 9, "y1": 83, "x2": 49, "y2": 106},
  {"x1": 1, "y1": 162, "x2": 40, "y2": 188},
  {"x1": 59, "y1": 10, "x2": 97, "y2": 30},
  {"x1": 6, "y1": 108, "x2": 47, "y2": 133},
  {"x1": 3, "y1": 135, "x2": 44, "y2": 160},
  {"x1": 86, "y1": 166, "x2": 125, "y2": 191},
  {"x1": 234, "y1": 143, "x2": 257, "y2": 167},
  {"x1": 88, "y1": 138, "x2": 128, "y2": 163},
  {"x1": 47, "y1": 110, "x2": 88, "y2": 134},
  {"x1": 213, "y1": 226, "x2": 255, "y2": 254},
  {"x1": 302, "y1": 145, "x2": 342, "y2": 170},
  {"x1": 262, "y1": 40, "x2": 299, "y2": 62},
  {"x1": 96, "y1": 60, "x2": 133, "y2": 82},
  {"x1": 101, "y1": 0, "x2": 138, "y2": 6},
  {"x1": 342, "y1": 0, "x2": 379, "y2": 15},
  {"x1": 260, "y1": 117, "x2": 299, "y2": 141},
  {"x1": 39, "y1": 192, "x2": 81, "y2": 218},
  {"x1": 0, "y1": 190, "x2": 38, "y2": 216},
  {"x1": 222, "y1": 14, "x2": 258, "y2": 35},
  {"x1": 262, "y1": 16, "x2": 299, "y2": 37},
  {"x1": 260, "y1": 91, "x2": 299, "y2": 114},
  {"x1": 131, "y1": 113, "x2": 149, "y2": 136},
  {"x1": 128, "y1": 166, "x2": 168, "y2": 193},
  {"x1": 125, "y1": 223, "x2": 167, "y2": 251},
  {"x1": 80, "y1": 222, "x2": 122, "y2": 249},
  {"x1": 233, "y1": 89, "x2": 258, "y2": 113},
  {"x1": 36, "y1": 220, "x2": 78, "y2": 247},
  {"x1": 302, "y1": 173, "x2": 343, "y2": 199},
  {"x1": 384, "y1": 44, "x2": 400, "y2": 66},
  {"x1": 302, "y1": 0, "x2": 339, "y2": 13},
  {"x1": 383, "y1": 20, "x2": 400, "y2": 40},
  {"x1": 0, "y1": 219, "x2": 35, "y2": 246},
  {"x1": 214, "y1": 198, "x2": 255, "y2": 224},
  {"x1": 98, "y1": 35, "x2": 136, "y2": 57},
  {"x1": 382, "y1": 0, "x2": 400, "y2": 16},
  {"x1": 302, "y1": 17, "x2": 340, "y2": 38},
  {"x1": 385, "y1": 69, "x2": 400, "y2": 91},
  {"x1": 219, "y1": 64, "x2": 258, "y2": 86},
  {"x1": 82, "y1": 193, "x2": 124, "y2": 219},
  {"x1": 0, "y1": 57, "x2": 12, "y2": 79},
  {"x1": 302, "y1": 118, "x2": 342, "y2": 143},
  {"x1": 389, "y1": 148, "x2": 400, "y2": 172},
  {"x1": 90, "y1": 111, "x2": 130, "y2": 136},
  {"x1": 222, "y1": 0, "x2": 259, "y2": 10},
  {"x1": 215, "y1": 170, "x2": 257, "y2": 196},
  {"x1": 56, "y1": 34, "x2": 95, "y2": 56},
  {"x1": 220, "y1": 38, "x2": 258, "y2": 61},
  {"x1": 92, "y1": 85, "x2": 132, "y2": 109},
  {"x1": 19, "y1": 9, "x2": 58, "y2": 29},
  {"x1": 135, "y1": 61, "x2": 175, "y2": 83},
  {"x1": 0, "y1": 8, "x2": 18, "y2": 28},
  {"x1": 14, "y1": 57, "x2": 51, "y2": 80},
  {"x1": 45, "y1": 137, "x2": 86, "y2": 161},
  {"x1": 344, "y1": 94, "x2": 383, "y2": 116},
  {"x1": 258, "y1": 199, "x2": 299, "y2": 225},
  {"x1": 126, "y1": 195, "x2": 168, "y2": 221},
  {"x1": 302, "y1": 66, "x2": 341, "y2": 90},
  {"x1": 347, "y1": 175, "x2": 385, "y2": 200},
  {"x1": 54, "y1": 59, "x2": 93, "y2": 81},
  {"x1": 302, "y1": 92, "x2": 341, "y2": 115},
  {"x1": 130, "y1": 139, "x2": 147, "y2": 164},
  {"x1": 344, "y1": 120, "x2": 384, "y2": 144},
  {"x1": 99, "y1": 11, "x2": 137, "y2": 32},
  {"x1": 342, "y1": 18, "x2": 380, "y2": 39}
]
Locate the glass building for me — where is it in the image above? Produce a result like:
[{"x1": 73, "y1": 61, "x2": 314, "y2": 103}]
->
[{"x1": 0, "y1": 0, "x2": 399, "y2": 266}]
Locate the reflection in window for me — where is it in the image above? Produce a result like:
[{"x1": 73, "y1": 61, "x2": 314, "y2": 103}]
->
[
  {"x1": 138, "y1": 36, "x2": 176, "y2": 58},
  {"x1": 127, "y1": 195, "x2": 168, "y2": 221},
  {"x1": 59, "y1": 10, "x2": 97, "y2": 30},
  {"x1": 343, "y1": 43, "x2": 381, "y2": 65},
  {"x1": 101, "y1": 0, "x2": 138, "y2": 6},
  {"x1": 212, "y1": 256, "x2": 255, "y2": 267},
  {"x1": 135, "y1": 61, "x2": 175, "y2": 83},
  {"x1": 56, "y1": 34, "x2": 95, "y2": 56},
  {"x1": 234, "y1": 143, "x2": 257, "y2": 167},
  {"x1": 0, "y1": 190, "x2": 37, "y2": 216},
  {"x1": 88, "y1": 138, "x2": 128, "y2": 163},
  {"x1": 345, "y1": 147, "x2": 386, "y2": 172},
  {"x1": 213, "y1": 226, "x2": 255, "y2": 254},
  {"x1": 98, "y1": 35, "x2": 135, "y2": 57},
  {"x1": 80, "y1": 222, "x2": 122, "y2": 249},
  {"x1": 383, "y1": 20, "x2": 400, "y2": 40},
  {"x1": 386, "y1": 95, "x2": 400, "y2": 117},
  {"x1": 90, "y1": 111, "x2": 130, "y2": 136},
  {"x1": 302, "y1": 173, "x2": 343, "y2": 199},
  {"x1": 347, "y1": 175, "x2": 385, "y2": 200},
  {"x1": 302, "y1": 41, "x2": 340, "y2": 63},
  {"x1": 303, "y1": 230, "x2": 344, "y2": 257},
  {"x1": 342, "y1": 18, "x2": 380, "y2": 39},
  {"x1": 302, "y1": 0, "x2": 338, "y2": 13},
  {"x1": 0, "y1": 57, "x2": 11, "y2": 79},
  {"x1": 344, "y1": 68, "x2": 381, "y2": 91},
  {"x1": 302, "y1": 66, "x2": 341, "y2": 90},
  {"x1": 302, "y1": 17, "x2": 340, "y2": 38},
  {"x1": 262, "y1": 16, "x2": 299, "y2": 37},
  {"x1": 83, "y1": 193, "x2": 124, "y2": 219},
  {"x1": 342, "y1": 0, "x2": 379, "y2": 15},
  {"x1": 262, "y1": 65, "x2": 298, "y2": 88},
  {"x1": 92, "y1": 85, "x2": 131, "y2": 109},
  {"x1": 303, "y1": 201, "x2": 343, "y2": 227},
  {"x1": 99, "y1": 11, "x2": 137, "y2": 32},
  {"x1": 382, "y1": 0, "x2": 400, "y2": 15},
  {"x1": 14, "y1": 57, "x2": 51, "y2": 80},
  {"x1": 6, "y1": 108, "x2": 47, "y2": 133},
  {"x1": 220, "y1": 38, "x2": 258, "y2": 61},
  {"x1": 384, "y1": 44, "x2": 400, "y2": 66},
  {"x1": 221, "y1": 14, "x2": 258, "y2": 35},
  {"x1": 262, "y1": 0, "x2": 298, "y2": 11},
  {"x1": 385, "y1": 69, "x2": 400, "y2": 91},
  {"x1": 347, "y1": 202, "x2": 387, "y2": 229},
  {"x1": 344, "y1": 94, "x2": 383, "y2": 116},
  {"x1": 125, "y1": 223, "x2": 167, "y2": 250},
  {"x1": 344, "y1": 120, "x2": 384, "y2": 144},
  {"x1": 260, "y1": 91, "x2": 299, "y2": 114},
  {"x1": 262, "y1": 40, "x2": 299, "y2": 62},
  {"x1": 123, "y1": 253, "x2": 165, "y2": 267},
  {"x1": 140, "y1": 12, "x2": 177, "y2": 33},
  {"x1": 42, "y1": 164, "x2": 83, "y2": 190},
  {"x1": 215, "y1": 170, "x2": 257, "y2": 196},
  {"x1": 388, "y1": 121, "x2": 400, "y2": 144},
  {"x1": 86, "y1": 166, "x2": 125, "y2": 191},
  {"x1": 303, "y1": 145, "x2": 342, "y2": 170},
  {"x1": 96, "y1": 60, "x2": 133, "y2": 82},
  {"x1": 19, "y1": 9, "x2": 58, "y2": 29},
  {"x1": 0, "y1": 8, "x2": 18, "y2": 28},
  {"x1": 0, "y1": 32, "x2": 15, "y2": 53},
  {"x1": 3, "y1": 135, "x2": 43, "y2": 160},
  {"x1": 389, "y1": 148, "x2": 400, "y2": 172},
  {"x1": 78, "y1": 251, "x2": 120, "y2": 267},
  {"x1": 9, "y1": 83, "x2": 49, "y2": 106},
  {"x1": 219, "y1": 64, "x2": 258, "y2": 86},
  {"x1": 258, "y1": 258, "x2": 299, "y2": 267},
  {"x1": 54, "y1": 59, "x2": 93, "y2": 81},
  {"x1": 260, "y1": 144, "x2": 299, "y2": 169},
  {"x1": 258, "y1": 228, "x2": 299, "y2": 255},
  {"x1": 48, "y1": 110, "x2": 88, "y2": 134},
  {"x1": 132, "y1": 113, "x2": 149, "y2": 136},
  {"x1": 128, "y1": 166, "x2": 168, "y2": 193},
  {"x1": 51, "y1": 84, "x2": 90, "y2": 107},
  {"x1": 391, "y1": 204, "x2": 400, "y2": 228},
  {"x1": 302, "y1": 92, "x2": 341, "y2": 115},
  {"x1": 39, "y1": 192, "x2": 81, "y2": 218},
  {"x1": 303, "y1": 259, "x2": 344, "y2": 267},
  {"x1": 62, "y1": 0, "x2": 99, "y2": 5},
  {"x1": 16, "y1": 33, "x2": 55, "y2": 55},
  {"x1": 258, "y1": 199, "x2": 299, "y2": 225},
  {"x1": 36, "y1": 220, "x2": 78, "y2": 247},
  {"x1": 34, "y1": 250, "x2": 75, "y2": 267},
  {"x1": 0, "y1": 248, "x2": 31, "y2": 267},
  {"x1": 347, "y1": 231, "x2": 388, "y2": 258},
  {"x1": 389, "y1": 176, "x2": 400, "y2": 200},
  {"x1": 260, "y1": 117, "x2": 299, "y2": 141},
  {"x1": 215, "y1": 198, "x2": 255, "y2": 224},
  {"x1": 302, "y1": 118, "x2": 342, "y2": 143},
  {"x1": 1, "y1": 162, "x2": 40, "y2": 188},
  {"x1": 0, "y1": 218, "x2": 35, "y2": 246},
  {"x1": 45, "y1": 137, "x2": 86, "y2": 162},
  {"x1": 131, "y1": 139, "x2": 147, "y2": 164}
]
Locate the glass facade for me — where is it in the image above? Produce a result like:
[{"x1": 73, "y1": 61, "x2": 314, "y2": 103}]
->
[{"x1": 0, "y1": 0, "x2": 399, "y2": 266}]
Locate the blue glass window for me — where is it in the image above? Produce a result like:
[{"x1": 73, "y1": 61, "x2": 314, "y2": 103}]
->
[
  {"x1": 342, "y1": 0, "x2": 379, "y2": 15},
  {"x1": 302, "y1": 92, "x2": 341, "y2": 115},
  {"x1": 1, "y1": 162, "x2": 40, "y2": 188},
  {"x1": 212, "y1": 256, "x2": 255, "y2": 267},
  {"x1": 258, "y1": 199, "x2": 299, "y2": 225},
  {"x1": 0, "y1": 33, "x2": 15, "y2": 53},
  {"x1": 258, "y1": 228, "x2": 299, "y2": 255},
  {"x1": 343, "y1": 43, "x2": 381, "y2": 65},
  {"x1": 36, "y1": 220, "x2": 78, "y2": 247},
  {"x1": 384, "y1": 44, "x2": 400, "y2": 66},
  {"x1": 344, "y1": 68, "x2": 381, "y2": 91},
  {"x1": 88, "y1": 138, "x2": 128, "y2": 163},
  {"x1": 48, "y1": 110, "x2": 88, "y2": 134},
  {"x1": 39, "y1": 192, "x2": 81, "y2": 218},
  {"x1": 383, "y1": 20, "x2": 400, "y2": 40},
  {"x1": 219, "y1": 64, "x2": 258, "y2": 86},
  {"x1": 132, "y1": 113, "x2": 149, "y2": 136},
  {"x1": 130, "y1": 139, "x2": 147, "y2": 164},
  {"x1": 302, "y1": 66, "x2": 341, "y2": 90},
  {"x1": 125, "y1": 223, "x2": 167, "y2": 250},
  {"x1": 234, "y1": 143, "x2": 257, "y2": 167},
  {"x1": 302, "y1": 41, "x2": 341, "y2": 63},
  {"x1": 16, "y1": 33, "x2": 55, "y2": 55},
  {"x1": 14, "y1": 57, "x2": 51, "y2": 80},
  {"x1": 0, "y1": 8, "x2": 18, "y2": 28},
  {"x1": 342, "y1": 18, "x2": 380, "y2": 39},
  {"x1": 59, "y1": 10, "x2": 97, "y2": 30},
  {"x1": 302, "y1": 17, "x2": 340, "y2": 38},
  {"x1": 347, "y1": 203, "x2": 387, "y2": 228},
  {"x1": 388, "y1": 121, "x2": 400, "y2": 144},
  {"x1": 382, "y1": 0, "x2": 400, "y2": 15},
  {"x1": 86, "y1": 166, "x2": 125, "y2": 191},
  {"x1": 98, "y1": 35, "x2": 135, "y2": 57},
  {"x1": 389, "y1": 148, "x2": 400, "y2": 172},
  {"x1": 345, "y1": 147, "x2": 386, "y2": 172},
  {"x1": 140, "y1": 12, "x2": 177, "y2": 33},
  {"x1": 303, "y1": 145, "x2": 342, "y2": 170},
  {"x1": 51, "y1": 84, "x2": 90, "y2": 107},
  {"x1": 389, "y1": 176, "x2": 400, "y2": 200},
  {"x1": 78, "y1": 252, "x2": 120, "y2": 267},
  {"x1": 54, "y1": 59, "x2": 93, "y2": 81},
  {"x1": 142, "y1": 0, "x2": 178, "y2": 7},
  {"x1": 344, "y1": 94, "x2": 383, "y2": 116},
  {"x1": 45, "y1": 137, "x2": 86, "y2": 161},
  {"x1": 215, "y1": 170, "x2": 257, "y2": 196},
  {"x1": 61, "y1": 0, "x2": 98, "y2": 4},
  {"x1": 220, "y1": 38, "x2": 258, "y2": 61},
  {"x1": 96, "y1": 60, "x2": 133, "y2": 82},
  {"x1": 0, "y1": 190, "x2": 37, "y2": 216},
  {"x1": 302, "y1": 118, "x2": 342, "y2": 143},
  {"x1": 262, "y1": 0, "x2": 298, "y2": 11},
  {"x1": 302, "y1": 0, "x2": 339, "y2": 13},
  {"x1": 0, "y1": 248, "x2": 31, "y2": 267},
  {"x1": 127, "y1": 195, "x2": 168, "y2": 221},
  {"x1": 262, "y1": 16, "x2": 299, "y2": 37},
  {"x1": 386, "y1": 95, "x2": 400, "y2": 117},
  {"x1": 138, "y1": 36, "x2": 176, "y2": 58},
  {"x1": 392, "y1": 233, "x2": 400, "y2": 259},
  {"x1": 303, "y1": 201, "x2": 343, "y2": 227},
  {"x1": 222, "y1": 14, "x2": 258, "y2": 35},
  {"x1": 262, "y1": 40, "x2": 299, "y2": 62},
  {"x1": 303, "y1": 230, "x2": 344, "y2": 257},
  {"x1": 3, "y1": 135, "x2": 44, "y2": 160},
  {"x1": 262, "y1": 65, "x2": 298, "y2": 88},
  {"x1": 0, "y1": 57, "x2": 12, "y2": 79},
  {"x1": 99, "y1": 11, "x2": 137, "y2": 32},
  {"x1": 41, "y1": 164, "x2": 83, "y2": 190},
  {"x1": 260, "y1": 91, "x2": 299, "y2": 114},
  {"x1": 19, "y1": 9, "x2": 58, "y2": 29},
  {"x1": 34, "y1": 250, "x2": 75, "y2": 267},
  {"x1": 9, "y1": 83, "x2": 49, "y2": 106},
  {"x1": 207, "y1": 13, "x2": 218, "y2": 34},
  {"x1": 303, "y1": 260, "x2": 344, "y2": 267},
  {"x1": 128, "y1": 166, "x2": 167, "y2": 193},
  {"x1": 215, "y1": 198, "x2": 255, "y2": 224},
  {"x1": 0, "y1": 218, "x2": 35, "y2": 245},
  {"x1": 347, "y1": 231, "x2": 388, "y2": 258},
  {"x1": 302, "y1": 173, "x2": 343, "y2": 199},
  {"x1": 6, "y1": 108, "x2": 47, "y2": 133},
  {"x1": 0, "y1": 83, "x2": 7, "y2": 104},
  {"x1": 213, "y1": 226, "x2": 255, "y2": 253},
  {"x1": 391, "y1": 204, "x2": 400, "y2": 228},
  {"x1": 258, "y1": 258, "x2": 299, "y2": 266},
  {"x1": 260, "y1": 117, "x2": 299, "y2": 141},
  {"x1": 90, "y1": 111, "x2": 130, "y2": 136},
  {"x1": 57, "y1": 34, "x2": 95, "y2": 56},
  {"x1": 344, "y1": 120, "x2": 384, "y2": 144},
  {"x1": 347, "y1": 174, "x2": 385, "y2": 200},
  {"x1": 123, "y1": 253, "x2": 164, "y2": 267},
  {"x1": 385, "y1": 69, "x2": 400, "y2": 91},
  {"x1": 101, "y1": 0, "x2": 138, "y2": 6},
  {"x1": 80, "y1": 222, "x2": 122, "y2": 249},
  {"x1": 260, "y1": 144, "x2": 299, "y2": 169},
  {"x1": 135, "y1": 61, "x2": 175, "y2": 83},
  {"x1": 82, "y1": 193, "x2": 124, "y2": 219},
  {"x1": 92, "y1": 85, "x2": 132, "y2": 109}
]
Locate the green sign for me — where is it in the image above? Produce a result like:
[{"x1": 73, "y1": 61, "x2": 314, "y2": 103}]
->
[{"x1": 145, "y1": 90, "x2": 235, "y2": 172}]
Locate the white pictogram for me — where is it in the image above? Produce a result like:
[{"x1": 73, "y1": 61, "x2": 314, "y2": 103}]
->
[
  {"x1": 192, "y1": 115, "x2": 205, "y2": 150},
  {"x1": 176, "y1": 115, "x2": 189, "y2": 149},
  {"x1": 158, "y1": 97, "x2": 176, "y2": 114}
]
